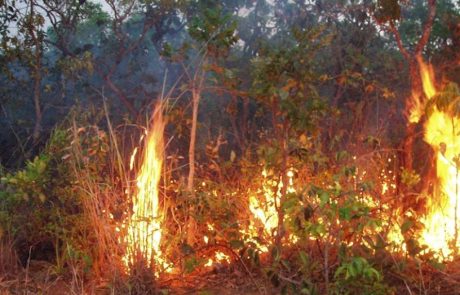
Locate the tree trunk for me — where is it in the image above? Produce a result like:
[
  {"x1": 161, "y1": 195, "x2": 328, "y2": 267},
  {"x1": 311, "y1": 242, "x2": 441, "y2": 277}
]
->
[
  {"x1": 186, "y1": 60, "x2": 206, "y2": 246},
  {"x1": 30, "y1": 1, "x2": 42, "y2": 145},
  {"x1": 388, "y1": 0, "x2": 437, "y2": 171},
  {"x1": 402, "y1": 57, "x2": 422, "y2": 171},
  {"x1": 32, "y1": 68, "x2": 42, "y2": 144},
  {"x1": 187, "y1": 88, "x2": 200, "y2": 191},
  {"x1": 276, "y1": 124, "x2": 289, "y2": 250},
  {"x1": 271, "y1": 99, "x2": 289, "y2": 251}
]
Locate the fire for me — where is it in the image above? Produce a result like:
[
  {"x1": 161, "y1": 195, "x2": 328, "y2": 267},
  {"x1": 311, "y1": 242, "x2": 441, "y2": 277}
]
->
[
  {"x1": 408, "y1": 56, "x2": 436, "y2": 123},
  {"x1": 419, "y1": 58, "x2": 436, "y2": 100},
  {"x1": 247, "y1": 169, "x2": 296, "y2": 251},
  {"x1": 204, "y1": 251, "x2": 231, "y2": 267},
  {"x1": 203, "y1": 224, "x2": 231, "y2": 267},
  {"x1": 124, "y1": 102, "x2": 167, "y2": 270},
  {"x1": 417, "y1": 58, "x2": 460, "y2": 258}
]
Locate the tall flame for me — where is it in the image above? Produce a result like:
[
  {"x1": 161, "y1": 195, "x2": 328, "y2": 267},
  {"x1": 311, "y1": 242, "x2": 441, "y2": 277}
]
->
[
  {"x1": 419, "y1": 57, "x2": 436, "y2": 100},
  {"x1": 408, "y1": 56, "x2": 437, "y2": 124},
  {"x1": 419, "y1": 59, "x2": 460, "y2": 258},
  {"x1": 124, "y1": 102, "x2": 166, "y2": 269}
]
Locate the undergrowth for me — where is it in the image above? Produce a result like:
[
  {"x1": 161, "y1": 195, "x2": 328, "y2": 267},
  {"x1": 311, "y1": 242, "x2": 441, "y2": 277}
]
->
[{"x1": 0, "y1": 104, "x2": 456, "y2": 295}]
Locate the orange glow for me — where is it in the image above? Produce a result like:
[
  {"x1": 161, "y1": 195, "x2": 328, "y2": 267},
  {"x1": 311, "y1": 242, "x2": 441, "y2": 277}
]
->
[
  {"x1": 204, "y1": 251, "x2": 231, "y2": 267},
  {"x1": 247, "y1": 168, "x2": 296, "y2": 252},
  {"x1": 418, "y1": 58, "x2": 460, "y2": 258},
  {"x1": 407, "y1": 56, "x2": 436, "y2": 124},
  {"x1": 124, "y1": 102, "x2": 168, "y2": 270},
  {"x1": 418, "y1": 56, "x2": 436, "y2": 100},
  {"x1": 408, "y1": 90, "x2": 424, "y2": 124}
]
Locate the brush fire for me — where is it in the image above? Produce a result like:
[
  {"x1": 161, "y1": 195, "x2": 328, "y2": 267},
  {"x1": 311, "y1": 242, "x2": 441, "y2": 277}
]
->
[
  {"x1": 120, "y1": 58, "x2": 460, "y2": 278},
  {"x1": 3, "y1": 1, "x2": 460, "y2": 293}
]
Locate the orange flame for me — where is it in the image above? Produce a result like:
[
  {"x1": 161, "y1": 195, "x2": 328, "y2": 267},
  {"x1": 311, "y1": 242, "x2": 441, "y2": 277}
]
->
[
  {"x1": 408, "y1": 56, "x2": 436, "y2": 124},
  {"x1": 124, "y1": 102, "x2": 168, "y2": 270},
  {"x1": 419, "y1": 58, "x2": 460, "y2": 258},
  {"x1": 418, "y1": 57, "x2": 436, "y2": 101},
  {"x1": 247, "y1": 169, "x2": 296, "y2": 252}
]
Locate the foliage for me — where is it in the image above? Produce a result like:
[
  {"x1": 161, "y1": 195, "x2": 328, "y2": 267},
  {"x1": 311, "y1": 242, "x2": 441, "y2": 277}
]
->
[
  {"x1": 0, "y1": 108, "x2": 116, "y2": 276},
  {"x1": 0, "y1": 129, "x2": 81, "y2": 269},
  {"x1": 0, "y1": 0, "x2": 460, "y2": 293},
  {"x1": 334, "y1": 256, "x2": 390, "y2": 295}
]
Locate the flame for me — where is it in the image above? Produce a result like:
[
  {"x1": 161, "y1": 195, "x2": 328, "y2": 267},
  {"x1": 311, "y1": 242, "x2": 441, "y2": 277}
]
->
[
  {"x1": 247, "y1": 168, "x2": 296, "y2": 252},
  {"x1": 202, "y1": 223, "x2": 231, "y2": 267},
  {"x1": 408, "y1": 56, "x2": 436, "y2": 123},
  {"x1": 204, "y1": 251, "x2": 231, "y2": 267},
  {"x1": 124, "y1": 102, "x2": 167, "y2": 270},
  {"x1": 408, "y1": 90, "x2": 424, "y2": 124},
  {"x1": 418, "y1": 59, "x2": 460, "y2": 258},
  {"x1": 418, "y1": 57, "x2": 436, "y2": 100}
]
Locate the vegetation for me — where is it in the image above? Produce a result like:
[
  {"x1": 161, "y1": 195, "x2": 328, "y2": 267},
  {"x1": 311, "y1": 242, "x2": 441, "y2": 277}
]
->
[{"x1": 0, "y1": 0, "x2": 459, "y2": 294}]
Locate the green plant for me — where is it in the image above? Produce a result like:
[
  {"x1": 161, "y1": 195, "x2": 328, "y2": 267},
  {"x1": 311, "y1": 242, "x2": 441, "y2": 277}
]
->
[
  {"x1": 333, "y1": 256, "x2": 390, "y2": 295},
  {"x1": 0, "y1": 130, "x2": 80, "y2": 269}
]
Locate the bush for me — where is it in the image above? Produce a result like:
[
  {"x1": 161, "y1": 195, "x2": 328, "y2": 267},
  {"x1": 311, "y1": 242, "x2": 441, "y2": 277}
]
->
[{"x1": 0, "y1": 129, "x2": 83, "y2": 268}]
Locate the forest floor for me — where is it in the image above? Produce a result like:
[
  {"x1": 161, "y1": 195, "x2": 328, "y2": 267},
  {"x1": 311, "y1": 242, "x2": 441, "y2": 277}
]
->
[
  {"x1": 2, "y1": 258, "x2": 460, "y2": 294},
  {"x1": 0, "y1": 262, "x2": 264, "y2": 295}
]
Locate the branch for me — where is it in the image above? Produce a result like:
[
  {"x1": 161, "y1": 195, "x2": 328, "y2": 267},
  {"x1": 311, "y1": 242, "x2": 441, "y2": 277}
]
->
[
  {"x1": 415, "y1": 0, "x2": 437, "y2": 54},
  {"x1": 99, "y1": 70, "x2": 138, "y2": 119},
  {"x1": 389, "y1": 21, "x2": 410, "y2": 61}
]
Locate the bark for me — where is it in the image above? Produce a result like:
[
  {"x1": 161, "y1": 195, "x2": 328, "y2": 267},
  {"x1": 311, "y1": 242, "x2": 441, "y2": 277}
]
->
[
  {"x1": 271, "y1": 99, "x2": 289, "y2": 251},
  {"x1": 32, "y1": 66, "x2": 42, "y2": 143},
  {"x1": 30, "y1": 1, "x2": 42, "y2": 144},
  {"x1": 276, "y1": 124, "x2": 289, "y2": 250},
  {"x1": 388, "y1": 0, "x2": 437, "y2": 171},
  {"x1": 242, "y1": 96, "x2": 250, "y2": 147},
  {"x1": 186, "y1": 58, "x2": 207, "y2": 246},
  {"x1": 187, "y1": 88, "x2": 200, "y2": 191}
]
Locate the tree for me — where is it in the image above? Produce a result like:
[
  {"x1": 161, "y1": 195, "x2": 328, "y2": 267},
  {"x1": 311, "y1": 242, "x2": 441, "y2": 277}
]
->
[
  {"x1": 251, "y1": 27, "x2": 328, "y2": 250},
  {"x1": 184, "y1": 2, "x2": 238, "y2": 192},
  {"x1": 377, "y1": 0, "x2": 437, "y2": 171},
  {"x1": 42, "y1": 0, "x2": 187, "y2": 120},
  {"x1": 1, "y1": 0, "x2": 46, "y2": 145},
  {"x1": 161, "y1": 1, "x2": 238, "y2": 245}
]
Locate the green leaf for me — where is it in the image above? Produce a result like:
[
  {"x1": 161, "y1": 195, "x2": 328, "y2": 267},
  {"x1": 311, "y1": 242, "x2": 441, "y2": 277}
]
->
[
  {"x1": 185, "y1": 256, "x2": 199, "y2": 274},
  {"x1": 299, "y1": 251, "x2": 309, "y2": 266},
  {"x1": 282, "y1": 195, "x2": 298, "y2": 212},
  {"x1": 319, "y1": 191, "x2": 329, "y2": 207},
  {"x1": 400, "y1": 219, "x2": 413, "y2": 234},
  {"x1": 339, "y1": 207, "x2": 352, "y2": 221}
]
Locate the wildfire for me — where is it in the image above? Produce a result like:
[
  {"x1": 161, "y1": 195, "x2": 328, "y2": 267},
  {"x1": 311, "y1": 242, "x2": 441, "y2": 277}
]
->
[
  {"x1": 124, "y1": 102, "x2": 167, "y2": 270},
  {"x1": 408, "y1": 56, "x2": 437, "y2": 123},
  {"x1": 203, "y1": 223, "x2": 231, "y2": 267},
  {"x1": 417, "y1": 58, "x2": 460, "y2": 258},
  {"x1": 247, "y1": 169, "x2": 296, "y2": 251}
]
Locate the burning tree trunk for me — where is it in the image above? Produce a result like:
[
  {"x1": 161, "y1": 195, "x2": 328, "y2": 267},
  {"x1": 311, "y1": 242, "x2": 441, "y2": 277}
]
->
[
  {"x1": 417, "y1": 64, "x2": 460, "y2": 257},
  {"x1": 387, "y1": 0, "x2": 437, "y2": 172},
  {"x1": 270, "y1": 99, "x2": 290, "y2": 251}
]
